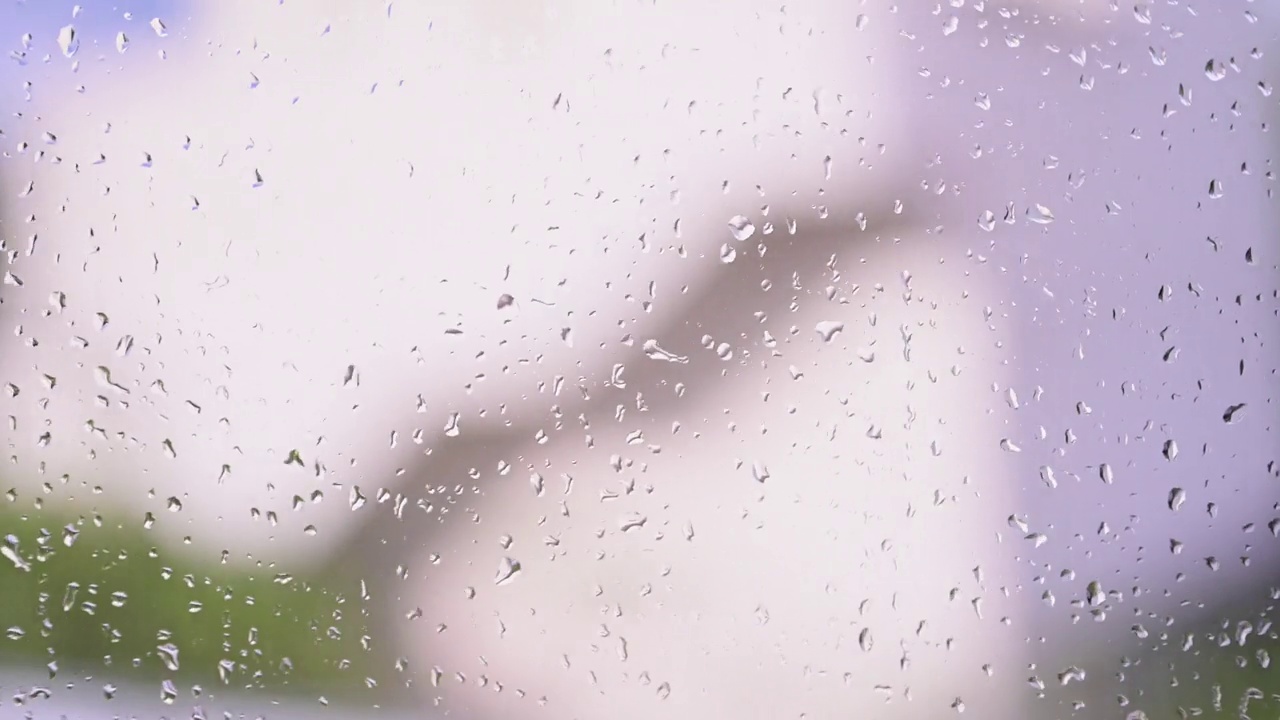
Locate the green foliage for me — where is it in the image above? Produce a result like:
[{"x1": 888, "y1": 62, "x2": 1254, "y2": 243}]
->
[{"x1": 0, "y1": 506, "x2": 378, "y2": 698}]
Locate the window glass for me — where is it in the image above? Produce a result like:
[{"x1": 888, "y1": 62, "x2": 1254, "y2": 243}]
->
[{"x1": 1, "y1": 2, "x2": 1275, "y2": 718}]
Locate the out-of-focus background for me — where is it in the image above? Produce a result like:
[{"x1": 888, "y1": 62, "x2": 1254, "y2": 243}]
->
[{"x1": 0, "y1": 1, "x2": 1277, "y2": 718}]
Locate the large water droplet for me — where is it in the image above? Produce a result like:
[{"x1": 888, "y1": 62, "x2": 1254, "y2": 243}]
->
[
  {"x1": 815, "y1": 321, "x2": 845, "y2": 342},
  {"x1": 643, "y1": 339, "x2": 688, "y2": 364},
  {"x1": 494, "y1": 557, "x2": 522, "y2": 586},
  {"x1": 57, "y1": 25, "x2": 79, "y2": 57},
  {"x1": 728, "y1": 215, "x2": 755, "y2": 241},
  {"x1": 156, "y1": 643, "x2": 180, "y2": 671},
  {"x1": 1027, "y1": 204, "x2": 1055, "y2": 224}
]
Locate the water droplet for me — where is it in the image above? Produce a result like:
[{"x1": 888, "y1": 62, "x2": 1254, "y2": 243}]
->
[
  {"x1": 815, "y1": 321, "x2": 845, "y2": 342},
  {"x1": 494, "y1": 557, "x2": 521, "y2": 586},
  {"x1": 618, "y1": 512, "x2": 647, "y2": 532},
  {"x1": 150, "y1": 17, "x2": 168, "y2": 37},
  {"x1": 751, "y1": 460, "x2": 770, "y2": 483},
  {"x1": 1057, "y1": 666, "x2": 1086, "y2": 685},
  {"x1": 156, "y1": 643, "x2": 180, "y2": 671},
  {"x1": 57, "y1": 25, "x2": 78, "y2": 57},
  {"x1": 728, "y1": 215, "x2": 755, "y2": 241},
  {"x1": 1099, "y1": 463, "x2": 1114, "y2": 484},
  {"x1": 1223, "y1": 403, "x2": 1246, "y2": 423},
  {"x1": 2, "y1": 543, "x2": 30, "y2": 572},
  {"x1": 1027, "y1": 204, "x2": 1055, "y2": 224},
  {"x1": 643, "y1": 339, "x2": 688, "y2": 364},
  {"x1": 1168, "y1": 487, "x2": 1186, "y2": 512},
  {"x1": 443, "y1": 413, "x2": 461, "y2": 437},
  {"x1": 350, "y1": 486, "x2": 367, "y2": 511},
  {"x1": 1005, "y1": 388, "x2": 1020, "y2": 409},
  {"x1": 62, "y1": 582, "x2": 79, "y2": 612},
  {"x1": 1086, "y1": 580, "x2": 1104, "y2": 607}
]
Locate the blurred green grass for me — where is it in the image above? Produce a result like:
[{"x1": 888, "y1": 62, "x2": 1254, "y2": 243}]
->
[
  {"x1": 1129, "y1": 600, "x2": 1280, "y2": 719},
  {"x1": 0, "y1": 504, "x2": 382, "y2": 699}
]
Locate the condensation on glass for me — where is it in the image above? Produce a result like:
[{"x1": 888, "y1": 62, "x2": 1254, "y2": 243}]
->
[{"x1": 0, "y1": 1, "x2": 1275, "y2": 719}]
